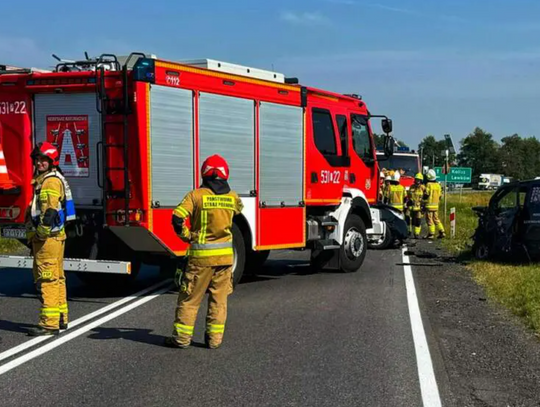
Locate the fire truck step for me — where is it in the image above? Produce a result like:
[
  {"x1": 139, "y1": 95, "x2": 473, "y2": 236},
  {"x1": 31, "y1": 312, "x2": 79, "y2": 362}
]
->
[
  {"x1": 315, "y1": 239, "x2": 341, "y2": 251},
  {"x1": 0, "y1": 255, "x2": 132, "y2": 274}
]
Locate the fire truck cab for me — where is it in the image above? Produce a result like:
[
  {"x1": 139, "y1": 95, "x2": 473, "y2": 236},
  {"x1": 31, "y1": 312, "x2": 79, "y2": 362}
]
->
[{"x1": 0, "y1": 53, "x2": 395, "y2": 285}]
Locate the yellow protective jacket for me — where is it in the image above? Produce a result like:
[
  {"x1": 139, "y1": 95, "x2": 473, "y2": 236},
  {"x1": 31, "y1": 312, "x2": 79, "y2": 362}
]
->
[
  {"x1": 407, "y1": 184, "x2": 425, "y2": 211},
  {"x1": 25, "y1": 171, "x2": 66, "y2": 242},
  {"x1": 387, "y1": 184, "x2": 405, "y2": 211},
  {"x1": 424, "y1": 181, "x2": 442, "y2": 211},
  {"x1": 173, "y1": 187, "x2": 243, "y2": 266}
]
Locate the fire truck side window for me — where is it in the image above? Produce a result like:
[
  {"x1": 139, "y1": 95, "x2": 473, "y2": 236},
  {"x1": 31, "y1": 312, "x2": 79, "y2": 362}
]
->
[
  {"x1": 336, "y1": 115, "x2": 348, "y2": 158},
  {"x1": 312, "y1": 109, "x2": 337, "y2": 156},
  {"x1": 351, "y1": 114, "x2": 373, "y2": 161}
]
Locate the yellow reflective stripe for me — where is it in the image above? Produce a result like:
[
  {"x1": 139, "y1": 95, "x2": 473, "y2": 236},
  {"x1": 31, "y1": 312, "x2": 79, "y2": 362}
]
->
[
  {"x1": 426, "y1": 205, "x2": 439, "y2": 210},
  {"x1": 40, "y1": 189, "x2": 61, "y2": 198},
  {"x1": 207, "y1": 324, "x2": 225, "y2": 333},
  {"x1": 173, "y1": 206, "x2": 190, "y2": 219},
  {"x1": 174, "y1": 323, "x2": 194, "y2": 335},
  {"x1": 59, "y1": 304, "x2": 69, "y2": 312},
  {"x1": 199, "y1": 210, "x2": 208, "y2": 244},
  {"x1": 40, "y1": 307, "x2": 60, "y2": 316},
  {"x1": 187, "y1": 247, "x2": 234, "y2": 257}
]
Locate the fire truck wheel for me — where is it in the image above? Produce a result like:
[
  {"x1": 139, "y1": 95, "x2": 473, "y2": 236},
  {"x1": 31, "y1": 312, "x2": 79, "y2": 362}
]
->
[
  {"x1": 232, "y1": 223, "x2": 246, "y2": 287},
  {"x1": 340, "y1": 214, "x2": 367, "y2": 273},
  {"x1": 367, "y1": 223, "x2": 393, "y2": 250}
]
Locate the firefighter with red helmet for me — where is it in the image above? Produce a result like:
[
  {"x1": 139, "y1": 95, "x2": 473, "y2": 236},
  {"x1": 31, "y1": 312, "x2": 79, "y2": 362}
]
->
[
  {"x1": 25, "y1": 142, "x2": 75, "y2": 336},
  {"x1": 166, "y1": 155, "x2": 243, "y2": 349}
]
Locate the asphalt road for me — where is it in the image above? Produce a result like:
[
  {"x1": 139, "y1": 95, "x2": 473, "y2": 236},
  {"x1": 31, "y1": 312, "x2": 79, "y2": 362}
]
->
[
  {"x1": 0, "y1": 248, "x2": 434, "y2": 407},
  {"x1": 11, "y1": 241, "x2": 540, "y2": 407}
]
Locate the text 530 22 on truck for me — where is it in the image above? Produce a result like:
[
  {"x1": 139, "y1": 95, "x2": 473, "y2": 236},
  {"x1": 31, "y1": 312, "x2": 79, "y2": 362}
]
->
[{"x1": 0, "y1": 53, "x2": 396, "y2": 285}]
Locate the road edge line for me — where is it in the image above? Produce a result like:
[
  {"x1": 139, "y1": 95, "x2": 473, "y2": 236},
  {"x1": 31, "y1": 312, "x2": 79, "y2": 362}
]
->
[
  {"x1": 0, "y1": 282, "x2": 172, "y2": 376},
  {"x1": 0, "y1": 278, "x2": 172, "y2": 362},
  {"x1": 402, "y1": 246, "x2": 442, "y2": 407}
]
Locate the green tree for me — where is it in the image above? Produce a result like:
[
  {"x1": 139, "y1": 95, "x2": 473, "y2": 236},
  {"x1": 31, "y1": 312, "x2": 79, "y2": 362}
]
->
[
  {"x1": 457, "y1": 128, "x2": 501, "y2": 177},
  {"x1": 499, "y1": 134, "x2": 525, "y2": 179},
  {"x1": 520, "y1": 136, "x2": 540, "y2": 179},
  {"x1": 418, "y1": 135, "x2": 456, "y2": 168}
]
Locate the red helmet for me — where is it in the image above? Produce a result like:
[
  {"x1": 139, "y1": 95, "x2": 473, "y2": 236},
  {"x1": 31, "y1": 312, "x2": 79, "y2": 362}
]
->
[
  {"x1": 201, "y1": 154, "x2": 229, "y2": 180},
  {"x1": 31, "y1": 142, "x2": 60, "y2": 167}
]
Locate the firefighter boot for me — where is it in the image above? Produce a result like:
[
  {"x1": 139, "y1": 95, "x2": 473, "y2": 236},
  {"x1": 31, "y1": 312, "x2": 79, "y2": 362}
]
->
[
  {"x1": 438, "y1": 231, "x2": 446, "y2": 239},
  {"x1": 164, "y1": 337, "x2": 189, "y2": 349},
  {"x1": 59, "y1": 313, "x2": 68, "y2": 330},
  {"x1": 27, "y1": 326, "x2": 59, "y2": 336}
]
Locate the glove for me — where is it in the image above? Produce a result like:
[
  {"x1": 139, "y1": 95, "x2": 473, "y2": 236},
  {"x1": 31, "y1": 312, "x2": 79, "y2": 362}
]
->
[{"x1": 172, "y1": 215, "x2": 184, "y2": 235}]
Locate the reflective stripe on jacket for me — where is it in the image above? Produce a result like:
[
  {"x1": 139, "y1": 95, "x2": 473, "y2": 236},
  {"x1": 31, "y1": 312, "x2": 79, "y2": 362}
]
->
[
  {"x1": 28, "y1": 171, "x2": 75, "y2": 240},
  {"x1": 388, "y1": 184, "x2": 405, "y2": 211},
  {"x1": 408, "y1": 184, "x2": 425, "y2": 211},
  {"x1": 425, "y1": 181, "x2": 442, "y2": 211},
  {"x1": 173, "y1": 188, "x2": 243, "y2": 266}
]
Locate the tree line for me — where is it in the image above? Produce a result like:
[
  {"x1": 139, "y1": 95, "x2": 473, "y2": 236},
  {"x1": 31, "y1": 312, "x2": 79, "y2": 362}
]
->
[{"x1": 418, "y1": 128, "x2": 540, "y2": 180}]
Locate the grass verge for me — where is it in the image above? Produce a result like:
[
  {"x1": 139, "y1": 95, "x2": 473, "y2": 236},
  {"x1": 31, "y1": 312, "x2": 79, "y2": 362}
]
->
[
  {"x1": 0, "y1": 237, "x2": 25, "y2": 254},
  {"x1": 441, "y1": 191, "x2": 540, "y2": 336}
]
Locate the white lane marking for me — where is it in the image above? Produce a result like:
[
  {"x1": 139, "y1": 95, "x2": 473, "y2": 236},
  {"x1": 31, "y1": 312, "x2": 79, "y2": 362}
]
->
[
  {"x1": 0, "y1": 282, "x2": 172, "y2": 376},
  {"x1": 402, "y1": 247, "x2": 442, "y2": 407},
  {"x1": 0, "y1": 279, "x2": 172, "y2": 362}
]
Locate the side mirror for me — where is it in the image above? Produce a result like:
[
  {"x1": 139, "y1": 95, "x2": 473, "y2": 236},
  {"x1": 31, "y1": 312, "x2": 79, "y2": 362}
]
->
[
  {"x1": 381, "y1": 118, "x2": 393, "y2": 134},
  {"x1": 384, "y1": 135, "x2": 395, "y2": 157}
]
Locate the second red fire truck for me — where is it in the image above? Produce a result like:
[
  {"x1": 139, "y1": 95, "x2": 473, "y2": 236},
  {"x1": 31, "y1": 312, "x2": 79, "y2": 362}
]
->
[{"x1": 0, "y1": 53, "x2": 396, "y2": 285}]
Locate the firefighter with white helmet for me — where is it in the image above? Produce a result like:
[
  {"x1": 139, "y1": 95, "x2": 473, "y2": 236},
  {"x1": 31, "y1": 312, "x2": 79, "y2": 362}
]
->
[
  {"x1": 384, "y1": 170, "x2": 405, "y2": 212},
  {"x1": 424, "y1": 169, "x2": 446, "y2": 239},
  {"x1": 407, "y1": 173, "x2": 426, "y2": 239},
  {"x1": 25, "y1": 142, "x2": 75, "y2": 336},
  {"x1": 166, "y1": 154, "x2": 243, "y2": 349}
]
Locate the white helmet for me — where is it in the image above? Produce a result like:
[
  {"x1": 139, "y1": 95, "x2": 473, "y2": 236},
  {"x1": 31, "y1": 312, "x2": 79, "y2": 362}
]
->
[
  {"x1": 392, "y1": 171, "x2": 401, "y2": 182},
  {"x1": 427, "y1": 169, "x2": 437, "y2": 181}
]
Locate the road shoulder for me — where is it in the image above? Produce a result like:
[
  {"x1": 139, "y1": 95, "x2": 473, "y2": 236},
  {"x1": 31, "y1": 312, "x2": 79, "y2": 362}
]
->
[{"x1": 408, "y1": 240, "x2": 540, "y2": 407}]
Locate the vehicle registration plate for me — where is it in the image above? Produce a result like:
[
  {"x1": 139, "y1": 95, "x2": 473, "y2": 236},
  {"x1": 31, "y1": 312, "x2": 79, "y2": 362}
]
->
[{"x1": 1, "y1": 228, "x2": 26, "y2": 239}]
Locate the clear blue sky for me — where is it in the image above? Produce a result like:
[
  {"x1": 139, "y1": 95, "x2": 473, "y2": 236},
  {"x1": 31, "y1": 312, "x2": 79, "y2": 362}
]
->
[{"x1": 1, "y1": 0, "x2": 539, "y2": 148}]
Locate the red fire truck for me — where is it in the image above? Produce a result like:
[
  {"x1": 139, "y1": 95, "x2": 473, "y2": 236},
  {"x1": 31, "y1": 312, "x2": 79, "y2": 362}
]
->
[
  {"x1": 0, "y1": 53, "x2": 395, "y2": 285},
  {"x1": 377, "y1": 148, "x2": 420, "y2": 190}
]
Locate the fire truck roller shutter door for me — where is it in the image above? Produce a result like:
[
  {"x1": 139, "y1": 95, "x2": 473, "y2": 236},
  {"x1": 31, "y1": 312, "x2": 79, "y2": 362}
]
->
[
  {"x1": 199, "y1": 93, "x2": 255, "y2": 196},
  {"x1": 34, "y1": 94, "x2": 101, "y2": 206},
  {"x1": 259, "y1": 102, "x2": 303, "y2": 206},
  {"x1": 150, "y1": 86, "x2": 194, "y2": 207}
]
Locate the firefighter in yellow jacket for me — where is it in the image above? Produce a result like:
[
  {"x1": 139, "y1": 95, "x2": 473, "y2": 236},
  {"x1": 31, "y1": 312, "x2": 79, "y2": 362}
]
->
[
  {"x1": 385, "y1": 170, "x2": 405, "y2": 212},
  {"x1": 166, "y1": 155, "x2": 243, "y2": 349},
  {"x1": 407, "y1": 173, "x2": 426, "y2": 239},
  {"x1": 424, "y1": 169, "x2": 446, "y2": 239},
  {"x1": 25, "y1": 142, "x2": 75, "y2": 336}
]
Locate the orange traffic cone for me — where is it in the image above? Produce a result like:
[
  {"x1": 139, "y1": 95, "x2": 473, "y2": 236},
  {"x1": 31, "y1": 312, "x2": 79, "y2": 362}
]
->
[{"x1": 0, "y1": 123, "x2": 17, "y2": 191}]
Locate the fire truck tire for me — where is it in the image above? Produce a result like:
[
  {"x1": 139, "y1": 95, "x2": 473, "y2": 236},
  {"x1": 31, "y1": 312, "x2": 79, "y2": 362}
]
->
[
  {"x1": 340, "y1": 214, "x2": 367, "y2": 273},
  {"x1": 368, "y1": 223, "x2": 393, "y2": 250},
  {"x1": 232, "y1": 223, "x2": 246, "y2": 287}
]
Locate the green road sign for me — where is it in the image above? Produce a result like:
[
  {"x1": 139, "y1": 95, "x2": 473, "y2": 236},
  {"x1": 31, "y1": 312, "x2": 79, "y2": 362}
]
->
[{"x1": 434, "y1": 167, "x2": 472, "y2": 183}]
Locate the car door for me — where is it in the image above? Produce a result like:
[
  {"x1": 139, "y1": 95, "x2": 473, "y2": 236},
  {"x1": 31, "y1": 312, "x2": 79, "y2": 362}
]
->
[{"x1": 489, "y1": 186, "x2": 519, "y2": 253}]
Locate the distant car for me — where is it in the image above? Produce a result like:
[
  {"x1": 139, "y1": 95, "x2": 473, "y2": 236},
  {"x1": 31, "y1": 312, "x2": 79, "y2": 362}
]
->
[{"x1": 472, "y1": 179, "x2": 540, "y2": 260}]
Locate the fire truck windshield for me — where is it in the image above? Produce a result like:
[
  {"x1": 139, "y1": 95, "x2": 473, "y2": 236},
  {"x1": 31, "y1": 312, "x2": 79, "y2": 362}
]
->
[{"x1": 379, "y1": 154, "x2": 419, "y2": 176}]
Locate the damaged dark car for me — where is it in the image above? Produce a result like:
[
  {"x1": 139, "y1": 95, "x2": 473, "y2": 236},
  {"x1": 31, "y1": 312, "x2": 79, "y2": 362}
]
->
[{"x1": 472, "y1": 179, "x2": 540, "y2": 261}]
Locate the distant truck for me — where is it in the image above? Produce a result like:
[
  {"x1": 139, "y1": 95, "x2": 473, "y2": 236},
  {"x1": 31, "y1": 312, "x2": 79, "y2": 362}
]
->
[{"x1": 478, "y1": 173, "x2": 503, "y2": 190}]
